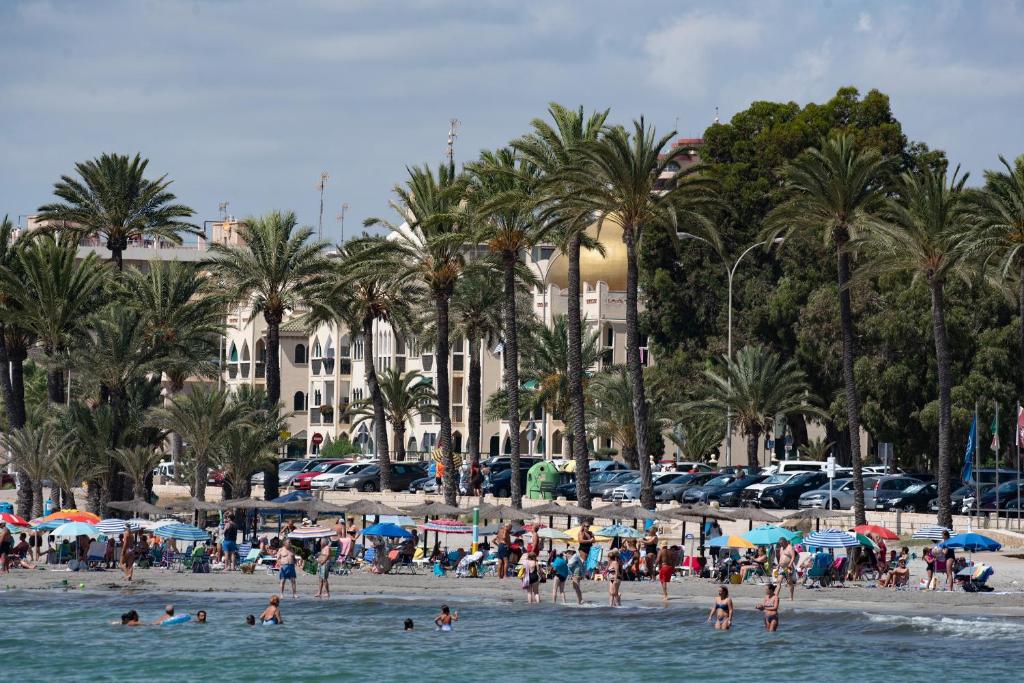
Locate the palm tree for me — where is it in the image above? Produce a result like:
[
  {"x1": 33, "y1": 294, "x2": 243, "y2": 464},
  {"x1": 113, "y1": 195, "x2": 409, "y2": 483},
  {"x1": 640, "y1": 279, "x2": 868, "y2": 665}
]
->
[
  {"x1": 349, "y1": 368, "x2": 437, "y2": 475},
  {"x1": 219, "y1": 428, "x2": 278, "y2": 501},
  {"x1": 513, "y1": 104, "x2": 609, "y2": 507},
  {"x1": 306, "y1": 237, "x2": 419, "y2": 491},
  {"x1": 466, "y1": 148, "x2": 544, "y2": 507},
  {"x1": 682, "y1": 346, "x2": 824, "y2": 469},
  {"x1": 801, "y1": 437, "x2": 835, "y2": 461},
  {"x1": 666, "y1": 419, "x2": 723, "y2": 464},
  {"x1": 765, "y1": 133, "x2": 889, "y2": 525},
  {"x1": 111, "y1": 446, "x2": 163, "y2": 502},
  {"x1": 963, "y1": 155, "x2": 1024, "y2": 386},
  {"x1": 36, "y1": 152, "x2": 198, "y2": 271},
  {"x1": 365, "y1": 164, "x2": 468, "y2": 505},
  {"x1": 1, "y1": 416, "x2": 67, "y2": 518},
  {"x1": 569, "y1": 119, "x2": 718, "y2": 509},
  {"x1": 208, "y1": 210, "x2": 328, "y2": 499},
  {"x1": 4, "y1": 234, "x2": 108, "y2": 403},
  {"x1": 586, "y1": 365, "x2": 667, "y2": 469},
  {"x1": 154, "y1": 386, "x2": 246, "y2": 509},
  {"x1": 61, "y1": 401, "x2": 117, "y2": 514},
  {"x1": 122, "y1": 261, "x2": 225, "y2": 479},
  {"x1": 860, "y1": 166, "x2": 970, "y2": 527}
]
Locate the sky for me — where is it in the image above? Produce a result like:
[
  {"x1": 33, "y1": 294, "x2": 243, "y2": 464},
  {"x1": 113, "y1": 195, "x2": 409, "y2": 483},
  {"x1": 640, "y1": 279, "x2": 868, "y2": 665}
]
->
[{"x1": 2, "y1": 0, "x2": 1023, "y2": 243}]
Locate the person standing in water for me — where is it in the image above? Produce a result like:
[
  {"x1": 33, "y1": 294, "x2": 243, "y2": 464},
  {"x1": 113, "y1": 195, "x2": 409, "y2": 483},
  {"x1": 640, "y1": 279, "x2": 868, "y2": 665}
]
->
[
  {"x1": 756, "y1": 584, "x2": 780, "y2": 631},
  {"x1": 315, "y1": 541, "x2": 332, "y2": 599},
  {"x1": 494, "y1": 523, "x2": 512, "y2": 580},
  {"x1": 551, "y1": 551, "x2": 570, "y2": 604},
  {"x1": 566, "y1": 549, "x2": 585, "y2": 605},
  {"x1": 707, "y1": 586, "x2": 733, "y2": 630},
  {"x1": 523, "y1": 551, "x2": 542, "y2": 604},
  {"x1": 577, "y1": 523, "x2": 595, "y2": 574},
  {"x1": 606, "y1": 549, "x2": 622, "y2": 607},
  {"x1": 777, "y1": 537, "x2": 797, "y2": 601},
  {"x1": 277, "y1": 544, "x2": 298, "y2": 598},
  {"x1": 119, "y1": 527, "x2": 136, "y2": 581},
  {"x1": 259, "y1": 595, "x2": 283, "y2": 624},
  {"x1": 434, "y1": 604, "x2": 458, "y2": 631},
  {"x1": 656, "y1": 543, "x2": 673, "y2": 604},
  {"x1": 222, "y1": 514, "x2": 239, "y2": 571}
]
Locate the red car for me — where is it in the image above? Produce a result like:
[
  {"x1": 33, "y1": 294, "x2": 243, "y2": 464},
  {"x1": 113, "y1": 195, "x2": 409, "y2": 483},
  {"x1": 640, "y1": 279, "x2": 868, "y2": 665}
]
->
[
  {"x1": 208, "y1": 469, "x2": 225, "y2": 486},
  {"x1": 290, "y1": 460, "x2": 347, "y2": 490}
]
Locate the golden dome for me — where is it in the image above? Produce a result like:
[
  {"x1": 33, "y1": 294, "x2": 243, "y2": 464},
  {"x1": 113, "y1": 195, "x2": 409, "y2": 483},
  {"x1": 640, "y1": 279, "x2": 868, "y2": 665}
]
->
[{"x1": 546, "y1": 219, "x2": 627, "y2": 292}]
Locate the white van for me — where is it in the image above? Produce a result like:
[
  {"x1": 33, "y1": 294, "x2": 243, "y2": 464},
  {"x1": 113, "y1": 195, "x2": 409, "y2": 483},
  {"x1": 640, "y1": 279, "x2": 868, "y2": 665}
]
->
[
  {"x1": 768, "y1": 461, "x2": 829, "y2": 475},
  {"x1": 153, "y1": 461, "x2": 176, "y2": 479}
]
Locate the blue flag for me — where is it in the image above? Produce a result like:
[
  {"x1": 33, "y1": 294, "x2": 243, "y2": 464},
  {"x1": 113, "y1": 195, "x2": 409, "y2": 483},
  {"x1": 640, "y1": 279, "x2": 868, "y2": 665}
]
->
[{"x1": 961, "y1": 414, "x2": 977, "y2": 484}]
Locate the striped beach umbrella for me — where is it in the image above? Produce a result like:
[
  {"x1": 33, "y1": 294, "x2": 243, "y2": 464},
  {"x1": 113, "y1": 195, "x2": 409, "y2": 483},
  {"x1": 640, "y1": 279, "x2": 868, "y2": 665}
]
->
[
  {"x1": 96, "y1": 519, "x2": 140, "y2": 536},
  {"x1": 51, "y1": 521, "x2": 100, "y2": 538},
  {"x1": 287, "y1": 526, "x2": 336, "y2": 540},
  {"x1": 596, "y1": 524, "x2": 644, "y2": 539},
  {"x1": 0, "y1": 513, "x2": 29, "y2": 527},
  {"x1": 422, "y1": 518, "x2": 472, "y2": 534},
  {"x1": 912, "y1": 525, "x2": 953, "y2": 540},
  {"x1": 803, "y1": 529, "x2": 859, "y2": 548},
  {"x1": 708, "y1": 534, "x2": 756, "y2": 549},
  {"x1": 153, "y1": 523, "x2": 210, "y2": 542}
]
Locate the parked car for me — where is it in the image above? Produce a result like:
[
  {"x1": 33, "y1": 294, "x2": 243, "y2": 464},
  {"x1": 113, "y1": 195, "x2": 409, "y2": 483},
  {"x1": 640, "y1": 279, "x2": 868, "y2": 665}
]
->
[
  {"x1": 408, "y1": 475, "x2": 433, "y2": 494},
  {"x1": 606, "y1": 472, "x2": 681, "y2": 502},
  {"x1": 754, "y1": 471, "x2": 830, "y2": 509},
  {"x1": 554, "y1": 468, "x2": 634, "y2": 501},
  {"x1": 739, "y1": 473, "x2": 801, "y2": 506},
  {"x1": 682, "y1": 474, "x2": 741, "y2": 504},
  {"x1": 863, "y1": 475, "x2": 922, "y2": 509},
  {"x1": 482, "y1": 460, "x2": 538, "y2": 498},
  {"x1": 863, "y1": 465, "x2": 903, "y2": 475},
  {"x1": 589, "y1": 460, "x2": 629, "y2": 473},
  {"x1": 253, "y1": 459, "x2": 303, "y2": 486},
  {"x1": 901, "y1": 471, "x2": 936, "y2": 483},
  {"x1": 654, "y1": 472, "x2": 717, "y2": 502},
  {"x1": 929, "y1": 483, "x2": 991, "y2": 513},
  {"x1": 875, "y1": 481, "x2": 939, "y2": 512},
  {"x1": 971, "y1": 467, "x2": 1018, "y2": 486},
  {"x1": 207, "y1": 469, "x2": 225, "y2": 486},
  {"x1": 311, "y1": 462, "x2": 363, "y2": 490},
  {"x1": 335, "y1": 462, "x2": 427, "y2": 492},
  {"x1": 152, "y1": 461, "x2": 176, "y2": 480},
  {"x1": 707, "y1": 475, "x2": 767, "y2": 506},
  {"x1": 976, "y1": 479, "x2": 1024, "y2": 511},
  {"x1": 291, "y1": 460, "x2": 349, "y2": 490},
  {"x1": 799, "y1": 477, "x2": 880, "y2": 510},
  {"x1": 482, "y1": 456, "x2": 543, "y2": 474}
]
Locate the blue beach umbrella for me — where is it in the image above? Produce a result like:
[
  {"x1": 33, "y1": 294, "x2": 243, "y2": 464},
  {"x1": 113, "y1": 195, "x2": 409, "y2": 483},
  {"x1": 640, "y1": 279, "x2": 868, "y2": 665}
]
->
[
  {"x1": 939, "y1": 532, "x2": 1001, "y2": 552},
  {"x1": 361, "y1": 522, "x2": 412, "y2": 539},
  {"x1": 596, "y1": 524, "x2": 643, "y2": 539},
  {"x1": 153, "y1": 523, "x2": 210, "y2": 542},
  {"x1": 52, "y1": 521, "x2": 100, "y2": 538},
  {"x1": 803, "y1": 528, "x2": 859, "y2": 549},
  {"x1": 32, "y1": 519, "x2": 65, "y2": 532},
  {"x1": 744, "y1": 524, "x2": 800, "y2": 546}
]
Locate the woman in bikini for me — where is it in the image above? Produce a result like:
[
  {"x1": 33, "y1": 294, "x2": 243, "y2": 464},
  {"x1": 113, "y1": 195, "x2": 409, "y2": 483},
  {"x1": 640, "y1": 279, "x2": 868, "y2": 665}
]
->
[
  {"x1": 523, "y1": 552, "x2": 542, "y2": 604},
  {"x1": 259, "y1": 595, "x2": 283, "y2": 625},
  {"x1": 756, "y1": 584, "x2": 780, "y2": 631},
  {"x1": 434, "y1": 604, "x2": 459, "y2": 631},
  {"x1": 707, "y1": 586, "x2": 733, "y2": 630},
  {"x1": 606, "y1": 549, "x2": 622, "y2": 607}
]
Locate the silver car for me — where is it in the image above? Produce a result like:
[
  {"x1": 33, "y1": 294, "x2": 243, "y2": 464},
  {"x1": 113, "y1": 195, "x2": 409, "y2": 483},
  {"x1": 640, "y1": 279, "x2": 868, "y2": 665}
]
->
[
  {"x1": 607, "y1": 472, "x2": 682, "y2": 502},
  {"x1": 799, "y1": 477, "x2": 879, "y2": 510},
  {"x1": 864, "y1": 475, "x2": 921, "y2": 509}
]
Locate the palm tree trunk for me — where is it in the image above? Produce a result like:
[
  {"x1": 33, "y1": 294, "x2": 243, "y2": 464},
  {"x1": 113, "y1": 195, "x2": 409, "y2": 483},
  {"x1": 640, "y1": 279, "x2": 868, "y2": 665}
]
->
[
  {"x1": 0, "y1": 331, "x2": 31, "y2": 517},
  {"x1": 31, "y1": 481, "x2": 44, "y2": 519},
  {"x1": 61, "y1": 487, "x2": 77, "y2": 510},
  {"x1": 46, "y1": 366, "x2": 65, "y2": 404},
  {"x1": 435, "y1": 293, "x2": 457, "y2": 506},
  {"x1": 467, "y1": 336, "x2": 482, "y2": 470},
  {"x1": 747, "y1": 429, "x2": 761, "y2": 469},
  {"x1": 622, "y1": 226, "x2": 654, "y2": 510},
  {"x1": 194, "y1": 450, "x2": 208, "y2": 505},
  {"x1": 363, "y1": 318, "x2": 391, "y2": 490},
  {"x1": 566, "y1": 232, "x2": 592, "y2": 508},
  {"x1": 930, "y1": 279, "x2": 954, "y2": 528},
  {"x1": 501, "y1": 253, "x2": 522, "y2": 508},
  {"x1": 395, "y1": 425, "x2": 407, "y2": 464},
  {"x1": 262, "y1": 315, "x2": 282, "y2": 500},
  {"x1": 1018, "y1": 258, "x2": 1024, "y2": 391},
  {"x1": 836, "y1": 235, "x2": 866, "y2": 525}
]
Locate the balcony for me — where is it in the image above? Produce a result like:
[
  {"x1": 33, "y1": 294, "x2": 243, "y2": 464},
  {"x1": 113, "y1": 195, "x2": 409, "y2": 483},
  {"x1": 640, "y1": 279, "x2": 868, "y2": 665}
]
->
[
  {"x1": 310, "y1": 411, "x2": 321, "y2": 425},
  {"x1": 227, "y1": 364, "x2": 238, "y2": 379}
]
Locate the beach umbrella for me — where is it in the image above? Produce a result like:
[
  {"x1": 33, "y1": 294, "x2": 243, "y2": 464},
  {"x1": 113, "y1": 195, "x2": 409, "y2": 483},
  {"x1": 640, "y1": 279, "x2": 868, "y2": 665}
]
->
[
  {"x1": 344, "y1": 500, "x2": 407, "y2": 517},
  {"x1": 596, "y1": 524, "x2": 644, "y2": 539},
  {"x1": 153, "y1": 523, "x2": 210, "y2": 542},
  {"x1": 856, "y1": 533, "x2": 879, "y2": 550},
  {"x1": 165, "y1": 497, "x2": 224, "y2": 512},
  {"x1": 36, "y1": 509, "x2": 101, "y2": 524},
  {"x1": 287, "y1": 526, "x2": 336, "y2": 540},
  {"x1": 96, "y1": 519, "x2": 140, "y2": 536},
  {"x1": 106, "y1": 499, "x2": 169, "y2": 517},
  {"x1": 730, "y1": 507, "x2": 781, "y2": 530},
  {"x1": 126, "y1": 518, "x2": 161, "y2": 530},
  {"x1": 939, "y1": 532, "x2": 1002, "y2": 552},
  {"x1": 591, "y1": 505, "x2": 657, "y2": 522},
  {"x1": 361, "y1": 522, "x2": 413, "y2": 539},
  {"x1": 564, "y1": 525, "x2": 612, "y2": 542},
  {"x1": 51, "y1": 521, "x2": 100, "y2": 538},
  {"x1": 401, "y1": 501, "x2": 466, "y2": 517},
  {"x1": 744, "y1": 524, "x2": 800, "y2": 546},
  {"x1": 803, "y1": 528, "x2": 859, "y2": 549},
  {"x1": 32, "y1": 519, "x2": 66, "y2": 531},
  {"x1": 377, "y1": 515, "x2": 418, "y2": 529},
  {"x1": 422, "y1": 518, "x2": 472, "y2": 534},
  {"x1": 708, "y1": 534, "x2": 756, "y2": 549},
  {"x1": 0, "y1": 512, "x2": 30, "y2": 527},
  {"x1": 536, "y1": 527, "x2": 571, "y2": 540},
  {"x1": 475, "y1": 503, "x2": 528, "y2": 520},
  {"x1": 854, "y1": 524, "x2": 899, "y2": 541},
  {"x1": 912, "y1": 525, "x2": 953, "y2": 541}
]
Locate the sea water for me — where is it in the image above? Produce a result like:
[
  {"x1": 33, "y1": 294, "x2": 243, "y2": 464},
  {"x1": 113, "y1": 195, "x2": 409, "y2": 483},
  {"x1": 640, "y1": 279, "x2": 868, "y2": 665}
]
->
[{"x1": 1, "y1": 589, "x2": 1022, "y2": 681}]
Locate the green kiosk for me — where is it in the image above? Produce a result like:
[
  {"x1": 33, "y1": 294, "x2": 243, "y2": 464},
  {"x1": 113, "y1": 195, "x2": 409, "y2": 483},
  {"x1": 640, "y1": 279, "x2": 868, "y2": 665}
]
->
[{"x1": 526, "y1": 460, "x2": 560, "y2": 500}]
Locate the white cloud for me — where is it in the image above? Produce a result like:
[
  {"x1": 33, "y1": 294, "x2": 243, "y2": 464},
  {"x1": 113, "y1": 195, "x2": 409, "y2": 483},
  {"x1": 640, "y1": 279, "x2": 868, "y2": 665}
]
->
[
  {"x1": 643, "y1": 12, "x2": 761, "y2": 95},
  {"x1": 856, "y1": 12, "x2": 872, "y2": 32}
]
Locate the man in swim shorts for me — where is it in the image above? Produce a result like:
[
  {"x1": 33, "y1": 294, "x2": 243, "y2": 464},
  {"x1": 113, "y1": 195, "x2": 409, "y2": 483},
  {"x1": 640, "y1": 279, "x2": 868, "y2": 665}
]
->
[
  {"x1": 566, "y1": 549, "x2": 585, "y2": 604},
  {"x1": 222, "y1": 514, "x2": 239, "y2": 571},
  {"x1": 278, "y1": 544, "x2": 297, "y2": 598},
  {"x1": 495, "y1": 522, "x2": 512, "y2": 580},
  {"x1": 777, "y1": 537, "x2": 796, "y2": 601},
  {"x1": 656, "y1": 543, "x2": 673, "y2": 603}
]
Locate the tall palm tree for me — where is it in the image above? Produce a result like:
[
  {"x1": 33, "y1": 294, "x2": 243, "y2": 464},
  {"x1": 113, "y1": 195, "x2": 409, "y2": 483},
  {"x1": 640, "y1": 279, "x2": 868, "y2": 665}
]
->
[
  {"x1": 36, "y1": 152, "x2": 198, "y2": 271},
  {"x1": 963, "y1": 155, "x2": 1024, "y2": 386},
  {"x1": 349, "y1": 368, "x2": 437, "y2": 472},
  {"x1": 122, "y1": 261, "x2": 225, "y2": 478},
  {"x1": 154, "y1": 386, "x2": 246, "y2": 509},
  {"x1": 61, "y1": 401, "x2": 117, "y2": 514},
  {"x1": 365, "y1": 164, "x2": 468, "y2": 505},
  {"x1": 1, "y1": 416, "x2": 67, "y2": 518},
  {"x1": 111, "y1": 446, "x2": 163, "y2": 503},
  {"x1": 666, "y1": 419, "x2": 722, "y2": 464},
  {"x1": 682, "y1": 346, "x2": 823, "y2": 469},
  {"x1": 4, "y1": 234, "x2": 108, "y2": 403},
  {"x1": 467, "y1": 148, "x2": 544, "y2": 507},
  {"x1": 208, "y1": 210, "x2": 328, "y2": 499},
  {"x1": 219, "y1": 428, "x2": 278, "y2": 501},
  {"x1": 765, "y1": 133, "x2": 889, "y2": 525},
  {"x1": 306, "y1": 237, "x2": 419, "y2": 491},
  {"x1": 570, "y1": 119, "x2": 718, "y2": 509},
  {"x1": 859, "y1": 166, "x2": 970, "y2": 527},
  {"x1": 513, "y1": 103, "x2": 609, "y2": 507},
  {"x1": 586, "y1": 365, "x2": 668, "y2": 469}
]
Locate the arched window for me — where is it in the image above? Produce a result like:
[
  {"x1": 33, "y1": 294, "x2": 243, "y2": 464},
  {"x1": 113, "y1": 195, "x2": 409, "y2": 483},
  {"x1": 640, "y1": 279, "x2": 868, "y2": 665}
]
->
[
  {"x1": 293, "y1": 391, "x2": 306, "y2": 411},
  {"x1": 452, "y1": 431, "x2": 463, "y2": 453},
  {"x1": 489, "y1": 435, "x2": 500, "y2": 457},
  {"x1": 295, "y1": 343, "x2": 307, "y2": 364},
  {"x1": 552, "y1": 430, "x2": 563, "y2": 455}
]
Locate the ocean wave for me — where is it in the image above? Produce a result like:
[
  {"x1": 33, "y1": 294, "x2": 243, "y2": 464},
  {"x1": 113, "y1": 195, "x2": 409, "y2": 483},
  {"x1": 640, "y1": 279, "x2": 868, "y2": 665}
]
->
[{"x1": 863, "y1": 612, "x2": 1021, "y2": 639}]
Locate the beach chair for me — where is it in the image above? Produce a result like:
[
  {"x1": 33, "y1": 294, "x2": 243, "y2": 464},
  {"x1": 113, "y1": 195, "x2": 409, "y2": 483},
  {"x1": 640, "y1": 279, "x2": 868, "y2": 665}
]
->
[
  {"x1": 804, "y1": 552, "x2": 832, "y2": 588},
  {"x1": 239, "y1": 547, "x2": 261, "y2": 573},
  {"x1": 389, "y1": 548, "x2": 417, "y2": 574},
  {"x1": 829, "y1": 557, "x2": 848, "y2": 587},
  {"x1": 85, "y1": 541, "x2": 106, "y2": 570},
  {"x1": 742, "y1": 561, "x2": 769, "y2": 585}
]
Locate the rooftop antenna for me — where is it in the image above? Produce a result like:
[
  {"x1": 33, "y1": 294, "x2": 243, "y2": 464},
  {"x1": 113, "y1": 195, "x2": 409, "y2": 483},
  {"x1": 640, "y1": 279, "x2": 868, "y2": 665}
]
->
[
  {"x1": 446, "y1": 118, "x2": 460, "y2": 168},
  {"x1": 336, "y1": 202, "x2": 349, "y2": 244},
  {"x1": 713, "y1": 106, "x2": 720, "y2": 124},
  {"x1": 316, "y1": 171, "x2": 330, "y2": 240},
  {"x1": 218, "y1": 202, "x2": 229, "y2": 220}
]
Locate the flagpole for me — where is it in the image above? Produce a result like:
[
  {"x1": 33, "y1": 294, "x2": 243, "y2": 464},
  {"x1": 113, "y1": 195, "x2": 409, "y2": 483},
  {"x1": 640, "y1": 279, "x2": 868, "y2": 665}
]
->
[
  {"x1": 1018, "y1": 402, "x2": 1022, "y2": 531},
  {"x1": 994, "y1": 401, "x2": 1000, "y2": 529},
  {"x1": 975, "y1": 401, "x2": 980, "y2": 529}
]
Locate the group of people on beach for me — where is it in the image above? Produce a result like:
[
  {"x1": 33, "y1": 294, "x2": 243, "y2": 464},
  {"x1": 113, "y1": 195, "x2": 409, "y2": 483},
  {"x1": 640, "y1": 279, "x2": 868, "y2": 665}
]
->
[{"x1": 708, "y1": 585, "x2": 781, "y2": 632}]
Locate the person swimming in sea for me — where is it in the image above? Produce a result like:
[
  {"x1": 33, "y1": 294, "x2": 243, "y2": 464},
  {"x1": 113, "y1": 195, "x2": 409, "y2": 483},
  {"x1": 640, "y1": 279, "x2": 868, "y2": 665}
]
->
[
  {"x1": 404, "y1": 618, "x2": 414, "y2": 631},
  {"x1": 755, "y1": 584, "x2": 779, "y2": 632},
  {"x1": 154, "y1": 604, "x2": 176, "y2": 625},
  {"x1": 707, "y1": 586, "x2": 733, "y2": 630},
  {"x1": 115, "y1": 610, "x2": 140, "y2": 625},
  {"x1": 434, "y1": 605, "x2": 458, "y2": 631},
  {"x1": 259, "y1": 595, "x2": 283, "y2": 625},
  {"x1": 245, "y1": 614, "x2": 256, "y2": 625}
]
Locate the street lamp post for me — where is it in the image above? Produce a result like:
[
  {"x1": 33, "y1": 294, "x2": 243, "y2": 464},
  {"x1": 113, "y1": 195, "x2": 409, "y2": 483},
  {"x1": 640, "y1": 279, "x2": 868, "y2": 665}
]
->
[{"x1": 678, "y1": 234, "x2": 784, "y2": 468}]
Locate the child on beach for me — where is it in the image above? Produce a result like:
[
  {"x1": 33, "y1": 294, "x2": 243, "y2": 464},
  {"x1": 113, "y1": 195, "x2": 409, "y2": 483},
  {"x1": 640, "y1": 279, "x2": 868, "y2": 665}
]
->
[{"x1": 434, "y1": 605, "x2": 458, "y2": 631}]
